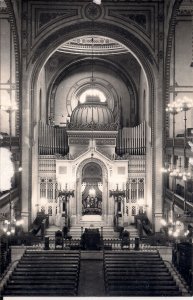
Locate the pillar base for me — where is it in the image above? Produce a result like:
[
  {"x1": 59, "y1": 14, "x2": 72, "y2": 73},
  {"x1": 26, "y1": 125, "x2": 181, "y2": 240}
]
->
[
  {"x1": 154, "y1": 213, "x2": 162, "y2": 232},
  {"x1": 21, "y1": 211, "x2": 30, "y2": 232}
]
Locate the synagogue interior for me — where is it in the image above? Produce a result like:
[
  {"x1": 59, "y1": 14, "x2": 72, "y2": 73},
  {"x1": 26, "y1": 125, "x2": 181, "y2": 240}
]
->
[{"x1": 0, "y1": 0, "x2": 193, "y2": 297}]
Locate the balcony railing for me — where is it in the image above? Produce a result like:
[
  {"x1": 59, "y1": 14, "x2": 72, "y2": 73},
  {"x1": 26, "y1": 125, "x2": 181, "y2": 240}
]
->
[
  {"x1": 166, "y1": 138, "x2": 193, "y2": 150},
  {"x1": 0, "y1": 188, "x2": 19, "y2": 209},
  {"x1": 0, "y1": 136, "x2": 20, "y2": 148},
  {"x1": 165, "y1": 188, "x2": 193, "y2": 212}
]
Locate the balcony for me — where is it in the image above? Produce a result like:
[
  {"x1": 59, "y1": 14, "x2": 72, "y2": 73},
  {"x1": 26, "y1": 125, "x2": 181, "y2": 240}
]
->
[
  {"x1": 166, "y1": 138, "x2": 193, "y2": 156},
  {"x1": 0, "y1": 188, "x2": 19, "y2": 209},
  {"x1": 165, "y1": 188, "x2": 193, "y2": 213},
  {"x1": 0, "y1": 136, "x2": 20, "y2": 148}
]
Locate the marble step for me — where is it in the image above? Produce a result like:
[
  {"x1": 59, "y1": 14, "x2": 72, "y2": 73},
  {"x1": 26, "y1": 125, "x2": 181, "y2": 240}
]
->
[{"x1": 46, "y1": 226, "x2": 139, "y2": 239}]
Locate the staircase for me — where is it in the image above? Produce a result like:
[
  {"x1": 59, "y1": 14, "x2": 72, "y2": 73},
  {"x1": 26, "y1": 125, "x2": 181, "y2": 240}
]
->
[
  {"x1": 104, "y1": 250, "x2": 182, "y2": 296},
  {"x1": 70, "y1": 223, "x2": 139, "y2": 239},
  {"x1": 70, "y1": 225, "x2": 120, "y2": 239},
  {"x1": 2, "y1": 250, "x2": 80, "y2": 297},
  {"x1": 45, "y1": 224, "x2": 139, "y2": 240}
]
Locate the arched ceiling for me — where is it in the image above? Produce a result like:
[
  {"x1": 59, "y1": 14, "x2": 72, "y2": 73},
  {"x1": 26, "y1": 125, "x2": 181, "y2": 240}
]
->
[
  {"x1": 57, "y1": 35, "x2": 129, "y2": 55},
  {"x1": 44, "y1": 34, "x2": 146, "y2": 127}
]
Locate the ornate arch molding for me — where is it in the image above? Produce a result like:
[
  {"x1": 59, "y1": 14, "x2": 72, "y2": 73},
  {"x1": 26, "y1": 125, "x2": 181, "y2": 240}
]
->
[
  {"x1": 164, "y1": 0, "x2": 183, "y2": 139},
  {"x1": 4, "y1": 0, "x2": 21, "y2": 136},
  {"x1": 48, "y1": 57, "x2": 137, "y2": 103},
  {"x1": 76, "y1": 157, "x2": 108, "y2": 182},
  {"x1": 30, "y1": 21, "x2": 157, "y2": 68},
  {"x1": 47, "y1": 57, "x2": 138, "y2": 125},
  {"x1": 29, "y1": 22, "x2": 157, "y2": 111}
]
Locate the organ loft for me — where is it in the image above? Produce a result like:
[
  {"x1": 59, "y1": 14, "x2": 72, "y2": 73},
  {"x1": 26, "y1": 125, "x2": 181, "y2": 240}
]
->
[{"x1": 0, "y1": 0, "x2": 193, "y2": 297}]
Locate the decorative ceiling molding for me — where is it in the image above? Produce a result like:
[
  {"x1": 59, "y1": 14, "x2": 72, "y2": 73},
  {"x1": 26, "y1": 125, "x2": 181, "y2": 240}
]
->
[
  {"x1": 57, "y1": 35, "x2": 128, "y2": 55},
  {"x1": 27, "y1": 2, "x2": 81, "y2": 40},
  {"x1": 108, "y1": 10, "x2": 149, "y2": 33},
  {"x1": 107, "y1": 4, "x2": 157, "y2": 48},
  {"x1": 84, "y1": 2, "x2": 102, "y2": 20},
  {"x1": 177, "y1": 7, "x2": 193, "y2": 16},
  {"x1": 38, "y1": 10, "x2": 78, "y2": 29},
  {"x1": 21, "y1": 1, "x2": 162, "y2": 65}
]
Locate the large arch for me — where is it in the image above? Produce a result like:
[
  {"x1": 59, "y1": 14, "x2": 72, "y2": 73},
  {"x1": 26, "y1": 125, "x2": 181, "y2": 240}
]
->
[
  {"x1": 46, "y1": 56, "x2": 138, "y2": 126},
  {"x1": 75, "y1": 157, "x2": 109, "y2": 225},
  {"x1": 21, "y1": 19, "x2": 162, "y2": 231}
]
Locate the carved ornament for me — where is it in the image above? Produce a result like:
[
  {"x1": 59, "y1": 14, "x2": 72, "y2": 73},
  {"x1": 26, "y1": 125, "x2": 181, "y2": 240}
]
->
[
  {"x1": 67, "y1": 121, "x2": 118, "y2": 131},
  {"x1": 84, "y1": 3, "x2": 102, "y2": 20},
  {"x1": 38, "y1": 9, "x2": 78, "y2": 29}
]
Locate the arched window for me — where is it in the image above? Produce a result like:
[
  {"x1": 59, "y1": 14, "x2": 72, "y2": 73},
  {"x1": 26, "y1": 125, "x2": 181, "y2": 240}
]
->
[{"x1": 79, "y1": 88, "x2": 106, "y2": 103}]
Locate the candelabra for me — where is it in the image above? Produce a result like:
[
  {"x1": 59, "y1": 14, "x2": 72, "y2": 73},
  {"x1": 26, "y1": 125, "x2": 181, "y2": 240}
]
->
[
  {"x1": 160, "y1": 218, "x2": 185, "y2": 239},
  {"x1": 110, "y1": 184, "x2": 126, "y2": 228},
  {"x1": 0, "y1": 104, "x2": 17, "y2": 151},
  {"x1": 164, "y1": 97, "x2": 193, "y2": 215},
  {"x1": 2, "y1": 217, "x2": 24, "y2": 236},
  {"x1": 0, "y1": 103, "x2": 23, "y2": 236},
  {"x1": 58, "y1": 184, "x2": 74, "y2": 198},
  {"x1": 176, "y1": 97, "x2": 193, "y2": 211},
  {"x1": 163, "y1": 101, "x2": 181, "y2": 216},
  {"x1": 58, "y1": 184, "x2": 74, "y2": 227},
  {"x1": 109, "y1": 184, "x2": 126, "y2": 198}
]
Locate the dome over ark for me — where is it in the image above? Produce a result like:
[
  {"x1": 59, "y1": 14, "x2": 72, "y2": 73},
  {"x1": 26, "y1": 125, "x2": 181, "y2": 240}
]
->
[{"x1": 67, "y1": 97, "x2": 117, "y2": 131}]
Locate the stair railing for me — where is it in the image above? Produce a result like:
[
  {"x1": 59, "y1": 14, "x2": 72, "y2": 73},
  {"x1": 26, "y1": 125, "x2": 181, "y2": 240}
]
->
[
  {"x1": 164, "y1": 260, "x2": 191, "y2": 296},
  {"x1": 0, "y1": 259, "x2": 21, "y2": 292}
]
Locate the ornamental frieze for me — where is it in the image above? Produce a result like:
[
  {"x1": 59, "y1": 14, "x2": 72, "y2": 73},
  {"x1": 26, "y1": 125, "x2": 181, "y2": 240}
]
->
[
  {"x1": 96, "y1": 139, "x2": 115, "y2": 145},
  {"x1": 109, "y1": 10, "x2": 148, "y2": 31},
  {"x1": 68, "y1": 132, "x2": 117, "y2": 139},
  {"x1": 69, "y1": 138, "x2": 90, "y2": 145},
  {"x1": 67, "y1": 122, "x2": 118, "y2": 131},
  {"x1": 21, "y1": 1, "x2": 161, "y2": 67}
]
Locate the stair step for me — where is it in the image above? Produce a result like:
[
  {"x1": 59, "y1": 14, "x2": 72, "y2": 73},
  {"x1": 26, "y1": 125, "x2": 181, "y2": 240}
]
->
[
  {"x1": 3, "y1": 249, "x2": 80, "y2": 298},
  {"x1": 6, "y1": 284, "x2": 76, "y2": 289},
  {"x1": 9, "y1": 280, "x2": 77, "y2": 284},
  {"x1": 3, "y1": 290, "x2": 76, "y2": 296}
]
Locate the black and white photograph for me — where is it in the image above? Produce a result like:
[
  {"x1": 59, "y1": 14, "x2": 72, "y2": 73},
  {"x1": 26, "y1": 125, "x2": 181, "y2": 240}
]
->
[{"x1": 0, "y1": 0, "x2": 193, "y2": 298}]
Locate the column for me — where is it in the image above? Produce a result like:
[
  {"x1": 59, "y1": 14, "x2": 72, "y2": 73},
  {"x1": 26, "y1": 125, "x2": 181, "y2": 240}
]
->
[{"x1": 21, "y1": 74, "x2": 31, "y2": 232}]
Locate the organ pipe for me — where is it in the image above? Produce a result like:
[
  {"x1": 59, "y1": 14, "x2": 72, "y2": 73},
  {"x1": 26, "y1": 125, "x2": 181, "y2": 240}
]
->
[
  {"x1": 39, "y1": 121, "x2": 146, "y2": 156},
  {"x1": 38, "y1": 121, "x2": 68, "y2": 155},
  {"x1": 117, "y1": 121, "x2": 146, "y2": 156}
]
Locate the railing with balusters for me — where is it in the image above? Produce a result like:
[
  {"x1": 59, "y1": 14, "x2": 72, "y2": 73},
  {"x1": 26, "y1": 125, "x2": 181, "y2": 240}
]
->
[{"x1": 7, "y1": 236, "x2": 172, "y2": 251}]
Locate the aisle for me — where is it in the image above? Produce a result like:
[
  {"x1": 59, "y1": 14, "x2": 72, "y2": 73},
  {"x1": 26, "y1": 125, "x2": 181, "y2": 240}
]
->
[{"x1": 78, "y1": 259, "x2": 105, "y2": 296}]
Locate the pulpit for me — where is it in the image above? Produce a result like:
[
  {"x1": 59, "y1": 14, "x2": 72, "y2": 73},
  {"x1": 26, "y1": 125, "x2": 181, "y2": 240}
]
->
[
  {"x1": 55, "y1": 230, "x2": 64, "y2": 249},
  {"x1": 81, "y1": 228, "x2": 101, "y2": 250}
]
